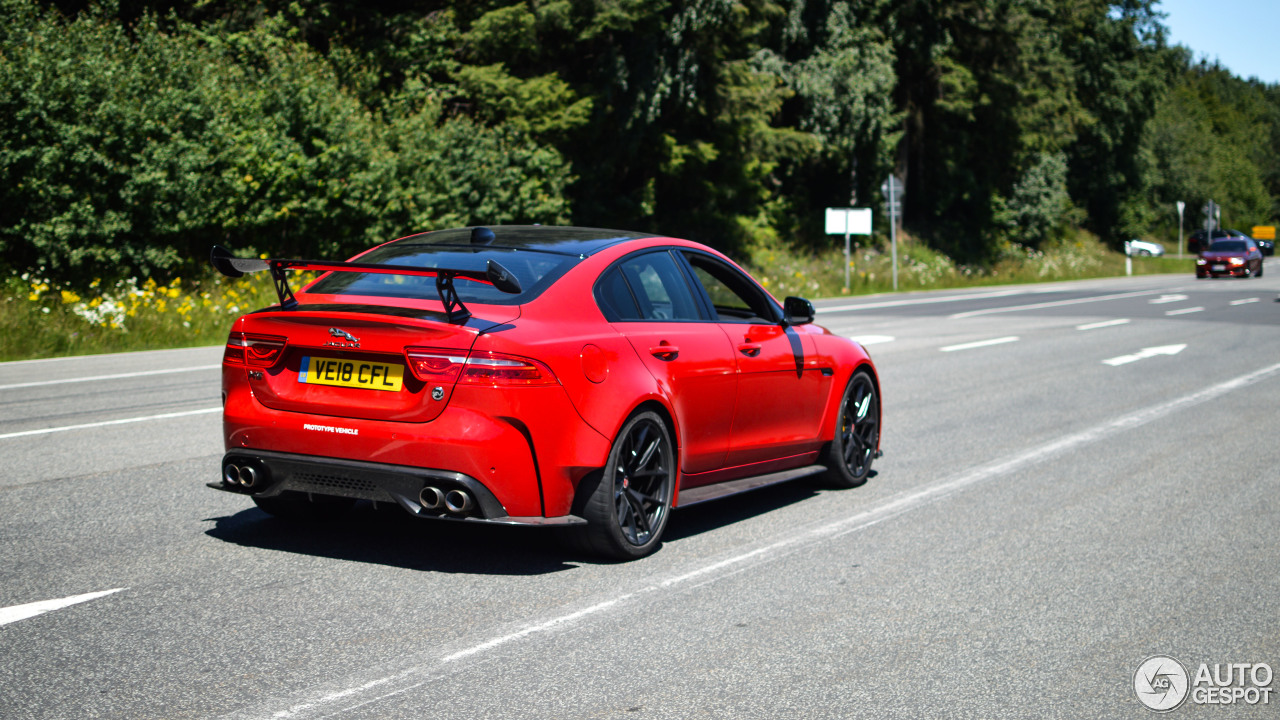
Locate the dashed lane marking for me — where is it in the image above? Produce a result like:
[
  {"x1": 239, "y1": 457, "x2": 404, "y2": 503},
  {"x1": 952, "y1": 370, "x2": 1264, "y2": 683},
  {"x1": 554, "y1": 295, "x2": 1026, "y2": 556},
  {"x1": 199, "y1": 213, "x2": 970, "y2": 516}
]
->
[
  {"x1": 1077, "y1": 319, "x2": 1131, "y2": 330},
  {"x1": 949, "y1": 289, "x2": 1164, "y2": 319},
  {"x1": 0, "y1": 588, "x2": 127, "y2": 627},
  {"x1": 940, "y1": 336, "x2": 1019, "y2": 352}
]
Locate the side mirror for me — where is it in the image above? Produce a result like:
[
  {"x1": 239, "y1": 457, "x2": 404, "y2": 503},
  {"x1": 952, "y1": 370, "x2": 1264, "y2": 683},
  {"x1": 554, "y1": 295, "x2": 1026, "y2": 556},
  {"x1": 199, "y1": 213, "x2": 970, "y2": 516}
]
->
[{"x1": 782, "y1": 296, "x2": 815, "y2": 326}]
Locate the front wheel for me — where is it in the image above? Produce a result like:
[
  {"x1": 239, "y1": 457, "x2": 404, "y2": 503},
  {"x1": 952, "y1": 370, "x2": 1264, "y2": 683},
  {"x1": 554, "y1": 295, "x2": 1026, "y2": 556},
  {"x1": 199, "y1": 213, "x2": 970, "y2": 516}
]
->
[
  {"x1": 820, "y1": 370, "x2": 880, "y2": 488},
  {"x1": 566, "y1": 411, "x2": 676, "y2": 560}
]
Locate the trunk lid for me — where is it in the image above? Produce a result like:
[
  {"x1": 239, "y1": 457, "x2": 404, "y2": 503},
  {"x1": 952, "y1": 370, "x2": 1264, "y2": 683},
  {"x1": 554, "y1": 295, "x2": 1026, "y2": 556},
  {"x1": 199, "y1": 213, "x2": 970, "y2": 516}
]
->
[{"x1": 237, "y1": 304, "x2": 518, "y2": 423}]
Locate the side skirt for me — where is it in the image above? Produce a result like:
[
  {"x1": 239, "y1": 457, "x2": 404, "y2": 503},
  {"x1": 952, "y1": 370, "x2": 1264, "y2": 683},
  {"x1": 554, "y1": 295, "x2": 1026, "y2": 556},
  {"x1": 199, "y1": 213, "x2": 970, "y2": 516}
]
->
[{"x1": 674, "y1": 464, "x2": 827, "y2": 508}]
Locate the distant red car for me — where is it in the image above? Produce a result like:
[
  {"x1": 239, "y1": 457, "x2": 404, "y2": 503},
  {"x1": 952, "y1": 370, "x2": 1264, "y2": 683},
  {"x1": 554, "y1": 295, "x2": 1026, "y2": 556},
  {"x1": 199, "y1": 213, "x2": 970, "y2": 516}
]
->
[
  {"x1": 211, "y1": 226, "x2": 882, "y2": 559},
  {"x1": 1196, "y1": 238, "x2": 1264, "y2": 278}
]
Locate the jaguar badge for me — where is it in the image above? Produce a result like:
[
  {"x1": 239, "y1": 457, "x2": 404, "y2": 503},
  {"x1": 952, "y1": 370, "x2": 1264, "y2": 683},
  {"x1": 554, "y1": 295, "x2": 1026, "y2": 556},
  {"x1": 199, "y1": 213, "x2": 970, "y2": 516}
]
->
[{"x1": 325, "y1": 327, "x2": 360, "y2": 348}]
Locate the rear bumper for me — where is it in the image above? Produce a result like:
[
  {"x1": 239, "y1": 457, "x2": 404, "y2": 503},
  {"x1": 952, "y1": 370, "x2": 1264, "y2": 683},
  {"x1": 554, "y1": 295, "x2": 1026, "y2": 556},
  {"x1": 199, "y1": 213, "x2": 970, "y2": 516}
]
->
[
  {"x1": 213, "y1": 449, "x2": 586, "y2": 526},
  {"x1": 222, "y1": 372, "x2": 613, "y2": 517}
]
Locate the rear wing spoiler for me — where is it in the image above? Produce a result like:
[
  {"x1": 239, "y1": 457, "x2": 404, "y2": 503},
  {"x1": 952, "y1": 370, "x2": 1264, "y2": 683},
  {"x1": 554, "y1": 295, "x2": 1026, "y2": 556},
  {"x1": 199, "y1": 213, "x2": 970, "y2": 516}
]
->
[{"x1": 210, "y1": 245, "x2": 521, "y2": 324}]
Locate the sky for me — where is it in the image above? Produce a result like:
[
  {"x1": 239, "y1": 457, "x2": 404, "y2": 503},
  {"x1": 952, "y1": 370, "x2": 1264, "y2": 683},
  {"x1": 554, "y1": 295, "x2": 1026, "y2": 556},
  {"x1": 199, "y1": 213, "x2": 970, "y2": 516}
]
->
[{"x1": 1157, "y1": 0, "x2": 1280, "y2": 84}]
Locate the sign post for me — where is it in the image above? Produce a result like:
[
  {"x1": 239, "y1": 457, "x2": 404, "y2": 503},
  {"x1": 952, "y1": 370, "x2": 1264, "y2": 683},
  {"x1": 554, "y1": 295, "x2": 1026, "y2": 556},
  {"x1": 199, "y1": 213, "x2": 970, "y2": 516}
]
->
[
  {"x1": 825, "y1": 208, "x2": 872, "y2": 292},
  {"x1": 881, "y1": 175, "x2": 903, "y2": 291},
  {"x1": 1176, "y1": 200, "x2": 1185, "y2": 258}
]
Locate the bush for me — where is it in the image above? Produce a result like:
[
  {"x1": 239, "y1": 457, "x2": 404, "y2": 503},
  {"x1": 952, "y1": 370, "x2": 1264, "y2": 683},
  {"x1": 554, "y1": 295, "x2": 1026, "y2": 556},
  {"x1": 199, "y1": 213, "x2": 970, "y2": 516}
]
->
[{"x1": 0, "y1": 1, "x2": 573, "y2": 288}]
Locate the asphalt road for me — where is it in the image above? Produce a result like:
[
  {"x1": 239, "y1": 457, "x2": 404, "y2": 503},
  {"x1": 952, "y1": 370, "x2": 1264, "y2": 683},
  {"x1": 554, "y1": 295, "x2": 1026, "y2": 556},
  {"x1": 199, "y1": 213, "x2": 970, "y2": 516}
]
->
[{"x1": 2, "y1": 272, "x2": 1278, "y2": 719}]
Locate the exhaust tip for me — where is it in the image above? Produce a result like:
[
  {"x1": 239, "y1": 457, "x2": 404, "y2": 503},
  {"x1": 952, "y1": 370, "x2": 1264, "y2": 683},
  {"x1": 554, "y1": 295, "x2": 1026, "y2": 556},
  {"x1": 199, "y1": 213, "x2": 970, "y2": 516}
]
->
[
  {"x1": 419, "y1": 486, "x2": 445, "y2": 511},
  {"x1": 444, "y1": 489, "x2": 474, "y2": 514},
  {"x1": 239, "y1": 465, "x2": 259, "y2": 488},
  {"x1": 223, "y1": 464, "x2": 241, "y2": 487}
]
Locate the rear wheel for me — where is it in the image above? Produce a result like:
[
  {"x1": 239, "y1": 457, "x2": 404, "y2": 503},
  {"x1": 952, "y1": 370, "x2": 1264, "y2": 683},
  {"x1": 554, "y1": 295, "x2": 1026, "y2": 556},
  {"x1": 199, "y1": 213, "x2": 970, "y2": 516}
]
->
[
  {"x1": 820, "y1": 370, "x2": 879, "y2": 488},
  {"x1": 252, "y1": 492, "x2": 355, "y2": 521},
  {"x1": 566, "y1": 411, "x2": 675, "y2": 560}
]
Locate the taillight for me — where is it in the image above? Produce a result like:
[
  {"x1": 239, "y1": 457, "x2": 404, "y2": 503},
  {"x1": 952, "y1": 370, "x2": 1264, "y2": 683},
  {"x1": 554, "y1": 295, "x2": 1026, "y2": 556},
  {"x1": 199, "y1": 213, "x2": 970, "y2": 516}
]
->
[
  {"x1": 224, "y1": 332, "x2": 287, "y2": 367},
  {"x1": 405, "y1": 348, "x2": 557, "y2": 386},
  {"x1": 405, "y1": 349, "x2": 468, "y2": 383}
]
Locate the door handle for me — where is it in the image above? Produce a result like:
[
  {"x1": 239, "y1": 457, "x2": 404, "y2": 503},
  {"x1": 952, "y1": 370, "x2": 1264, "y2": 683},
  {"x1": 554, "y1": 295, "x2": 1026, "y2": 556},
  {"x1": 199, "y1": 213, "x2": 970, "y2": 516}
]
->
[
  {"x1": 737, "y1": 343, "x2": 761, "y2": 357},
  {"x1": 649, "y1": 344, "x2": 679, "y2": 361}
]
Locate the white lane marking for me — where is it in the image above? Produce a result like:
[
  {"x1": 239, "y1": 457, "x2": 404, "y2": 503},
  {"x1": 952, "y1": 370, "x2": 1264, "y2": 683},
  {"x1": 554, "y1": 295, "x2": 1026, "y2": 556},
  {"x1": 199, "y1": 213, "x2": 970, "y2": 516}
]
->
[
  {"x1": 0, "y1": 588, "x2": 126, "y2": 627},
  {"x1": 1103, "y1": 344, "x2": 1187, "y2": 367},
  {"x1": 1077, "y1": 319, "x2": 1131, "y2": 330},
  {"x1": 440, "y1": 598, "x2": 629, "y2": 664},
  {"x1": 0, "y1": 407, "x2": 220, "y2": 440},
  {"x1": 248, "y1": 358, "x2": 1280, "y2": 720},
  {"x1": 0, "y1": 345, "x2": 222, "y2": 366},
  {"x1": 940, "y1": 336, "x2": 1019, "y2": 352},
  {"x1": 1165, "y1": 307, "x2": 1204, "y2": 316},
  {"x1": 1230, "y1": 298, "x2": 1260, "y2": 306},
  {"x1": 0, "y1": 365, "x2": 220, "y2": 391},
  {"x1": 1149, "y1": 294, "x2": 1189, "y2": 304},
  {"x1": 949, "y1": 289, "x2": 1164, "y2": 318},
  {"x1": 850, "y1": 335, "x2": 895, "y2": 346},
  {"x1": 816, "y1": 288, "x2": 1038, "y2": 313}
]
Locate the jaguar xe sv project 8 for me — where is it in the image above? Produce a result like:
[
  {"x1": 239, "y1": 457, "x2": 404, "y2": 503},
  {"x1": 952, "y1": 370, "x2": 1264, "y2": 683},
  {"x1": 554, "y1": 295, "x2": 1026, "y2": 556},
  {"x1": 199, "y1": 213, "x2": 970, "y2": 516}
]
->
[{"x1": 211, "y1": 226, "x2": 882, "y2": 559}]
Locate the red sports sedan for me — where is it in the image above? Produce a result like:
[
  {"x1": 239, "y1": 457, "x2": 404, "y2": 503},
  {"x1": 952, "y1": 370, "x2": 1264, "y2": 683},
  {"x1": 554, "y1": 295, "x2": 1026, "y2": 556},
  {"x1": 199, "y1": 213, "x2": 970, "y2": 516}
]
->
[
  {"x1": 211, "y1": 226, "x2": 881, "y2": 559},
  {"x1": 1196, "y1": 237, "x2": 1264, "y2": 278}
]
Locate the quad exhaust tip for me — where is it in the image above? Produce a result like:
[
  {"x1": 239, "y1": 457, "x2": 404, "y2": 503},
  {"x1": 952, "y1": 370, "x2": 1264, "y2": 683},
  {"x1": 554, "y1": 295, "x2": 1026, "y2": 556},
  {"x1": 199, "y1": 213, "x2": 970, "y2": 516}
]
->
[
  {"x1": 419, "y1": 486, "x2": 446, "y2": 510},
  {"x1": 223, "y1": 462, "x2": 263, "y2": 489},
  {"x1": 444, "y1": 489, "x2": 474, "y2": 514},
  {"x1": 420, "y1": 486, "x2": 474, "y2": 515}
]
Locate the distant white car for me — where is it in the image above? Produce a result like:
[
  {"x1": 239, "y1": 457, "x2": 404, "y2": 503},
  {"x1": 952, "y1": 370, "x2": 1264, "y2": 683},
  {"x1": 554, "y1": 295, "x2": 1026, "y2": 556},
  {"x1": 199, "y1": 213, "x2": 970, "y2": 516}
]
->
[{"x1": 1126, "y1": 239, "x2": 1165, "y2": 257}]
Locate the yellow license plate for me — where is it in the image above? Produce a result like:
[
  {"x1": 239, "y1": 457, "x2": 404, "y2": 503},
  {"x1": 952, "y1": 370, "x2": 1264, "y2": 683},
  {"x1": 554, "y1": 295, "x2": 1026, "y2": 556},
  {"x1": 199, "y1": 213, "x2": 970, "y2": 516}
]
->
[{"x1": 299, "y1": 356, "x2": 404, "y2": 392}]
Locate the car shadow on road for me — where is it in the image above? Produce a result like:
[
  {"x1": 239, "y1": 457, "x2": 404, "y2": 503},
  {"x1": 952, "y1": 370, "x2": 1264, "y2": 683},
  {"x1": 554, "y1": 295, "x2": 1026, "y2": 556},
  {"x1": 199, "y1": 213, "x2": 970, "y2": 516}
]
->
[
  {"x1": 204, "y1": 503, "x2": 577, "y2": 576},
  {"x1": 661, "y1": 471, "x2": 875, "y2": 543},
  {"x1": 203, "y1": 471, "x2": 870, "y2": 572}
]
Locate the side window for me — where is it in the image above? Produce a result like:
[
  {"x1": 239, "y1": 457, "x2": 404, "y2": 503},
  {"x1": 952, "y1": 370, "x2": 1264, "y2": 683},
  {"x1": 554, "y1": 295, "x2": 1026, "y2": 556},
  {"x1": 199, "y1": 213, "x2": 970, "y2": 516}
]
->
[
  {"x1": 683, "y1": 253, "x2": 778, "y2": 323},
  {"x1": 596, "y1": 267, "x2": 642, "y2": 321},
  {"x1": 596, "y1": 251, "x2": 702, "y2": 322}
]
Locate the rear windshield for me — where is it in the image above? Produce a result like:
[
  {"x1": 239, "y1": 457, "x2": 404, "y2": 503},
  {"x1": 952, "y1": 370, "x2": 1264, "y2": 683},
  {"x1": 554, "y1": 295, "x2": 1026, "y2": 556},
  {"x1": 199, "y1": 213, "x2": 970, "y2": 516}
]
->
[
  {"x1": 1208, "y1": 240, "x2": 1247, "y2": 252},
  {"x1": 305, "y1": 245, "x2": 581, "y2": 305}
]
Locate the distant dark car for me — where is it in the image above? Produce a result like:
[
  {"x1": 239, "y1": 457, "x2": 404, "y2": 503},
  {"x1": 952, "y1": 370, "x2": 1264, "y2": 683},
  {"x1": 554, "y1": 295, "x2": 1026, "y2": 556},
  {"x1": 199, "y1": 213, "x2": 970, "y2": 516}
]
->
[
  {"x1": 1196, "y1": 238, "x2": 1264, "y2": 278},
  {"x1": 1188, "y1": 229, "x2": 1231, "y2": 254}
]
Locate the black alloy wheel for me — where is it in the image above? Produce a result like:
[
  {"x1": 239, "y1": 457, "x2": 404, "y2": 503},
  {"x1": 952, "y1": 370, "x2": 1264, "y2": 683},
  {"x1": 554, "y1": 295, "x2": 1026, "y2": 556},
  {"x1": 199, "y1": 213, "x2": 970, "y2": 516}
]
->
[
  {"x1": 568, "y1": 411, "x2": 676, "y2": 560},
  {"x1": 820, "y1": 369, "x2": 879, "y2": 488}
]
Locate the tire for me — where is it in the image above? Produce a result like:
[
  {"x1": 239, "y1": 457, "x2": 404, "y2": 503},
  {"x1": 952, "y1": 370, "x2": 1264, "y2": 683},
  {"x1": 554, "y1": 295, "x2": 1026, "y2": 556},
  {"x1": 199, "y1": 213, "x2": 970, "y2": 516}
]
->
[
  {"x1": 252, "y1": 491, "x2": 355, "y2": 521},
  {"x1": 819, "y1": 369, "x2": 880, "y2": 488},
  {"x1": 1257, "y1": 262, "x2": 1264, "y2": 277},
  {"x1": 565, "y1": 411, "x2": 676, "y2": 560}
]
